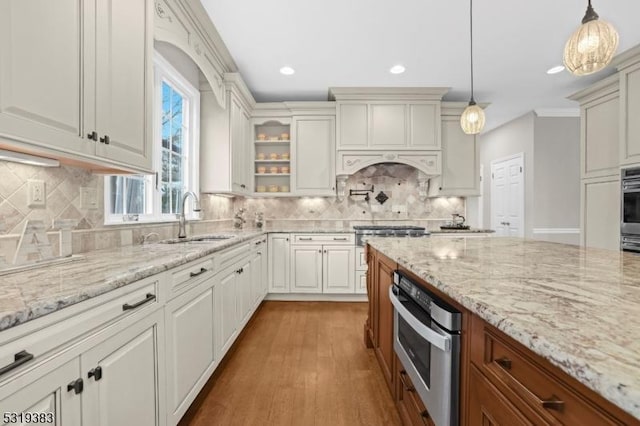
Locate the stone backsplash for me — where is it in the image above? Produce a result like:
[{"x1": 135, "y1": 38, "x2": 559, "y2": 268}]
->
[{"x1": 0, "y1": 161, "x2": 464, "y2": 262}]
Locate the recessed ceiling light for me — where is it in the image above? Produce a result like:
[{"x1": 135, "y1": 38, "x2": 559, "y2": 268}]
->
[
  {"x1": 279, "y1": 66, "x2": 295, "y2": 75},
  {"x1": 546, "y1": 65, "x2": 565, "y2": 75},
  {"x1": 390, "y1": 65, "x2": 406, "y2": 74}
]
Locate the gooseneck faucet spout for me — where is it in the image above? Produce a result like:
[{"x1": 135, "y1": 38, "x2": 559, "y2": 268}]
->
[{"x1": 178, "y1": 191, "x2": 201, "y2": 239}]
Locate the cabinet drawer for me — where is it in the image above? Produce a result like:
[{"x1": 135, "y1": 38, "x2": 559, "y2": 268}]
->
[
  {"x1": 215, "y1": 241, "x2": 252, "y2": 271},
  {"x1": 170, "y1": 257, "x2": 214, "y2": 297},
  {"x1": 250, "y1": 236, "x2": 267, "y2": 251},
  {"x1": 355, "y1": 247, "x2": 367, "y2": 270},
  {"x1": 396, "y1": 364, "x2": 433, "y2": 426},
  {"x1": 470, "y1": 316, "x2": 624, "y2": 425},
  {"x1": 291, "y1": 233, "x2": 354, "y2": 245},
  {"x1": 0, "y1": 278, "x2": 159, "y2": 384}
]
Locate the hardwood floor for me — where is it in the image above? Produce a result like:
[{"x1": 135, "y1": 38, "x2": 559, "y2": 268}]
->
[{"x1": 184, "y1": 301, "x2": 401, "y2": 426}]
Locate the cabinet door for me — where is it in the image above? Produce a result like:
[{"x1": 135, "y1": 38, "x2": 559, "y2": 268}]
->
[
  {"x1": 260, "y1": 244, "x2": 269, "y2": 297},
  {"x1": 82, "y1": 309, "x2": 162, "y2": 426},
  {"x1": 0, "y1": 357, "x2": 82, "y2": 426},
  {"x1": 238, "y1": 259, "x2": 253, "y2": 325},
  {"x1": 409, "y1": 103, "x2": 439, "y2": 149},
  {"x1": 356, "y1": 270, "x2": 368, "y2": 295},
  {"x1": 439, "y1": 118, "x2": 480, "y2": 195},
  {"x1": 165, "y1": 284, "x2": 215, "y2": 423},
  {"x1": 290, "y1": 245, "x2": 323, "y2": 293},
  {"x1": 621, "y1": 63, "x2": 640, "y2": 165},
  {"x1": 0, "y1": 0, "x2": 91, "y2": 156},
  {"x1": 268, "y1": 234, "x2": 290, "y2": 293},
  {"x1": 338, "y1": 103, "x2": 368, "y2": 148},
  {"x1": 582, "y1": 177, "x2": 620, "y2": 250},
  {"x1": 322, "y1": 245, "x2": 355, "y2": 294},
  {"x1": 582, "y1": 93, "x2": 619, "y2": 178},
  {"x1": 230, "y1": 96, "x2": 248, "y2": 193},
  {"x1": 374, "y1": 253, "x2": 396, "y2": 392},
  {"x1": 370, "y1": 103, "x2": 406, "y2": 148},
  {"x1": 250, "y1": 252, "x2": 263, "y2": 308},
  {"x1": 94, "y1": 0, "x2": 152, "y2": 171},
  {"x1": 215, "y1": 270, "x2": 238, "y2": 359},
  {"x1": 292, "y1": 116, "x2": 336, "y2": 196}
]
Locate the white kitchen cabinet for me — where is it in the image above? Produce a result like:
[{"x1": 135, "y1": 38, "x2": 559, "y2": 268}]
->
[
  {"x1": 201, "y1": 76, "x2": 254, "y2": 195},
  {"x1": 0, "y1": 357, "x2": 82, "y2": 426},
  {"x1": 581, "y1": 176, "x2": 620, "y2": 250},
  {"x1": 323, "y1": 245, "x2": 355, "y2": 294},
  {"x1": 429, "y1": 107, "x2": 480, "y2": 197},
  {"x1": 355, "y1": 246, "x2": 368, "y2": 295},
  {"x1": 250, "y1": 251, "x2": 264, "y2": 307},
  {"x1": 370, "y1": 103, "x2": 407, "y2": 148},
  {"x1": 82, "y1": 308, "x2": 163, "y2": 426},
  {"x1": 620, "y1": 61, "x2": 640, "y2": 166},
  {"x1": 291, "y1": 116, "x2": 336, "y2": 196},
  {"x1": 356, "y1": 271, "x2": 368, "y2": 294},
  {"x1": 215, "y1": 269, "x2": 238, "y2": 359},
  {"x1": 237, "y1": 259, "x2": 253, "y2": 326},
  {"x1": 165, "y1": 283, "x2": 215, "y2": 425},
  {"x1": 0, "y1": 0, "x2": 153, "y2": 173},
  {"x1": 410, "y1": 103, "x2": 440, "y2": 149},
  {"x1": 268, "y1": 234, "x2": 291, "y2": 293},
  {"x1": 290, "y1": 245, "x2": 324, "y2": 293},
  {"x1": 338, "y1": 103, "x2": 368, "y2": 147}
]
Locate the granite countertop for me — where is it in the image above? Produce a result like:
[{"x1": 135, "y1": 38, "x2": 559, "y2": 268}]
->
[
  {"x1": 430, "y1": 228, "x2": 495, "y2": 234},
  {"x1": 367, "y1": 236, "x2": 640, "y2": 419}
]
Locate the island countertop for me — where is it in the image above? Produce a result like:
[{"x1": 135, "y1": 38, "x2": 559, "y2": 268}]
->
[{"x1": 367, "y1": 236, "x2": 640, "y2": 419}]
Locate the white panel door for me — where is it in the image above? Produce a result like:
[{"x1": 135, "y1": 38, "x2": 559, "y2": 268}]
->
[
  {"x1": 370, "y1": 104, "x2": 406, "y2": 147},
  {"x1": 268, "y1": 234, "x2": 290, "y2": 293},
  {"x1": 491, "y1": 155, "x2": 524, "y2": 237},
  {"x1": 165, "y1": 285, "x2": 215, "y2": 422},
  {"x1": 0, "y1": 0, "x2": 91, "y2": 156},
  {"x1": 356, "y1": 270, "x2": 368, "y2": 294},
  {"x1": 440, "y1": 119, "x2": 480, "y2": 195},
  {"x1": 323, "y1": 246, "x2": 355, "y2": 294},
  {"x1": 95, "y1": 0, "x2": 151, "y2": 170},
  {"x1": 250, "y1": 252, "x2": 263, "y2": 307},
  {"x1": 409, "y1": 103, "x2": 439, "y2": 148},
  {"x1": 237, "y1": 259, "x2": 253, "y2": 325},
  {"x1": 230, "y1": 96, "x2": 249, "y2": 193},
  {"x1": 82, "y1": 310, "x2": 161, "y2": 426},
  {"x1": 292, "y1": 116, "x2": 336, "y2": 196},
  {"x1": 215, "y1": 270, "x2": 237, "y2": 359},
  {"x1": 0, "y1": 358, "x2": 82, "y2": 426},
  {"x1": 584, "y1": 178, "x2": 620, "y2": 250},
  {"x1": 290, "y1": 245, "x2": 323, "y2": 293}
]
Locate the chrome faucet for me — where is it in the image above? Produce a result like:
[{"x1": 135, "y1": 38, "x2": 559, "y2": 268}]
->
[{"x1": 178, "y1": 191, "x2": 202, "y2": 238}]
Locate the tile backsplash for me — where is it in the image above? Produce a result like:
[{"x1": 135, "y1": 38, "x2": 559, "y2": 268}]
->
[{"x1": 0, "y1": 161, "x2": 464, "y2": 261}]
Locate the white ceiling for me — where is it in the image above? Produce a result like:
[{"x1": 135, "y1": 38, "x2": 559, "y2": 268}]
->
[{"x1": 201, "y1": 0, "x2": 640, "y2": 131}]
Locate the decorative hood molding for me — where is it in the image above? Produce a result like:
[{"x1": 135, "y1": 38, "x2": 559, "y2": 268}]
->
[{"x1": 336, "y1": 150, "x2": 441, "y2": 177}]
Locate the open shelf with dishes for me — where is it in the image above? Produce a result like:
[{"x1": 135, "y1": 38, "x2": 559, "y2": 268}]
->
[{"x1": 253, "y1": 119, "x2": 291, "y2": 195}]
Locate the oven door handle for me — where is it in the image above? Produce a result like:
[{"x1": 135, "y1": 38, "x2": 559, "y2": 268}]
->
[{"x1": 389, "y1": 286, "x2": 451, "y2": 352}]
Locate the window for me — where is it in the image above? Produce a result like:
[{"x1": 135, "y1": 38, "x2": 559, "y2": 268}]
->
[{"x1": 105, "y1": 52, "x2": 200, "y2": 224}]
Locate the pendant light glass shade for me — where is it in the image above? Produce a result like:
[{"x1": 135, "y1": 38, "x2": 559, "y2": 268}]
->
[
  {"x1": 461, "y1": 0, "x2": 485, "y2": 135},
  {"x1": 563, "y1": 1, "x2": 619, "y2": 76},
  {"x1": 461, "y1": 102, "x2": 486, "y2": 135}
]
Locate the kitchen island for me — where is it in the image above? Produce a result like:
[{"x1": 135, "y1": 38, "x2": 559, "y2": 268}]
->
[{"x1": 366, "y1": 236, "x2": 640, "y2": 425}]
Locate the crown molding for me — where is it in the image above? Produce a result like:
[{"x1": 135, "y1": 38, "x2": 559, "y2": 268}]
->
[{"x1": 534, "y1": 108, "x2": 580, "y2": 118}]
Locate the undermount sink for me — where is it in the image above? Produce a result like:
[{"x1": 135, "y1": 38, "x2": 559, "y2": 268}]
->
[{"x1": 161, "y1": 235, "x2": 234, "y2": 244}]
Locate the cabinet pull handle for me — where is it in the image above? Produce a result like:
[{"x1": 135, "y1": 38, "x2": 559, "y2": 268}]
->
[
  {"x1": 324, "y1": 249, "x2": 327, "y2": 253},
  {"x1": 67, "y1": 378, "x2": 84, "y2": 394},
  {"x1": 88, "y1": 366, "x2": 102, "y2": 381},
  {"x1": 190, "y1": 267, "x2": 208, "y2": 277},
  {"x1": 122, "y1": 293, "x2": 156, "y2": 311},
  {"x1": 318, "y1": 249, "x2": 322, "y2": 253},
  {"x1": 399, "y1": 370, "x2": 415, "y2": 392},
  {"x1": 286, "y1": 238, "x2": 289, "y2": 241},
  {"x1": 299, "y1": 237, "x2": 312, "y2": 241},
  {"x1": 495, "y1": 357, "x2": 512, "y2": 369},
  {"x1": 99, "y1": 135, "x2": 110, "y2": 144},
  {"x1": 0, "y1": 350, "x2": 34, "y2": 377},
  {"x1": 240, "y1": 184, "x2": 246, "y2": 189},
  {"x1": 87, "y1": 131, "x2": 98, "y2": 141},
  {"x1": 255, "y1": 241, "x2": 262, "y2": 245},
  {"x1": 333, "y1": 237, "x2": 348, "y2": 241},
  {"x1": 494, "y1": 356, "x2": 564, "y2": 411}
]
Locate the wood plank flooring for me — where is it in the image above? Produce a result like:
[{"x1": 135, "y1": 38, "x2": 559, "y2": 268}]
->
[{"x1": 184, "y1": 301, "x2": 401, "y2": 426}]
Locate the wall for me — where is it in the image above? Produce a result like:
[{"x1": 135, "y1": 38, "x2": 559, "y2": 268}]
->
[
  {"x1": 533, "y1": 117, "x2": 581, "y2": 245},
  {"x1": 237, "y1": 164, "x2": 465, "y2": 229},
  {"x1": 155, "y1": 41, "x2": 201, "y2": 88},
  {"x1": 477, "y1": 112, "x2": 535, "y2": 237}
]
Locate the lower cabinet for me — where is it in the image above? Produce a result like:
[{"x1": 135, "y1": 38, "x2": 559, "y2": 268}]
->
[
  {"x1": 268, "y1": 233, "x2": 290, "y2": 293},
  {"x1": 290, "y1": 244, "x2": 355, "y2": 294},
  {"x1": 395, "y1": 356, "x2": 434, "y2": 426},
  {"x1": 370, "y1": 250, "x2": 396, "y2": 392},
  {"x1": 165, "y1": 283, "x2": 215, "y2": 425},
  {"x1": 215, "y1": 267, "x2": 239, "y2": 361},
  {"x1": 290, "y1": 245, "x2": 323, "y2": 293},
  {"x1": 0, "y1": 357, "x2": 82, "y2": 426}
]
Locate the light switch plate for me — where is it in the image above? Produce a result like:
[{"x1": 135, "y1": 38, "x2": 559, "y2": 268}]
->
[
  {"x1": 80, "y1": 187, "x2": 98, "y2": 210},
  {"x1": 27, "y1": 180, "x2": 46, "y2": 208}
]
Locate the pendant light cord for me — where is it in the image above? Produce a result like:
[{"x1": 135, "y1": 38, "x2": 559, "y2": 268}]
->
[{"x1": 469, "y1": 0, "x2": 475, "y2": 104}]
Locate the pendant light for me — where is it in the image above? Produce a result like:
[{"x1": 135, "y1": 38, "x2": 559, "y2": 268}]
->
[
  {"x1": 460, "y1": 0, "x2": 485, "y2": 135},
  {"x1": 563, "y1": 0, "x2": 619, "y2": 76}
]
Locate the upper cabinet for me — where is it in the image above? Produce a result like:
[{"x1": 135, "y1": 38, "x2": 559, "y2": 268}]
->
[
  {"x1": 619, "y1": 53, "x2": 640, "y2": 166},
  {"x1": 291, "y1": 116, "x2": 336, "y2": 196},
  {"x1": 200, "y1": 73, "x2": 254, "y2": 195},
  {"x1": 0, "y1": 0, "x2": 153, "y2": 173},
  {"x1": 428, "y1": 103, "x2": 481, "y2": 197},
  {"x1": 331, "y1": 88, "x2": 447, "y2": 151}
]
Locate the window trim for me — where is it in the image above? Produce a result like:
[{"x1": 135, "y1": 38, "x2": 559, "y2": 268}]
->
[{"x1": 104, "y1": 51, "x2": 200, "y2": 225}]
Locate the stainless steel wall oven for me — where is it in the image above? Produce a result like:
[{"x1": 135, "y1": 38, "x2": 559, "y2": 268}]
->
[{"x1": 622, "y1": 167, "x2": 640, "y2": 251}]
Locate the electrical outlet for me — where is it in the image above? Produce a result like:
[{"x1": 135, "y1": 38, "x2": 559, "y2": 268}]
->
[
  {"x1": 27, "y1": 180, "x2": 46, "y2": 208},
  {"x1": 80, "y1": 187, "x2": 98, "y2": 210}
]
